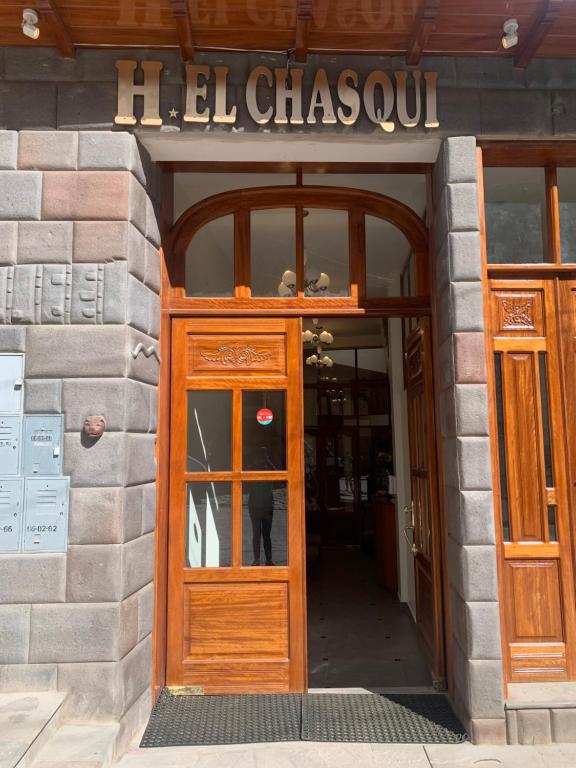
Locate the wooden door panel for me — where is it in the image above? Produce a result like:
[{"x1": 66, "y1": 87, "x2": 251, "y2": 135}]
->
[
  {"x1": 506, "y1": 560, "x2": 564, "y2": 641},
  {"x1": 167, "y1": 317, "x2": 305, "y2": 693}
]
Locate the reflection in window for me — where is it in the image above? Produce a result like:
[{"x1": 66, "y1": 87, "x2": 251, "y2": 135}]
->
[
  {"x1": 558, "y1": 168, "x2": 576, "y2": 263},
  {"x1": 187, "y1": 391, "x2": 231, "y2": 472},
  {"x1": 494, "y1": 353, "x2": 511, "y2": 541},
  {"x1": 251, "y1": 209, "x2": 297, "y2": 297},
  {"x1": 186, "y1": 482, "x2": 232, "y2": 567},
  {"x1": 242, "y1": 391, "x2": 286, "y2": 471},
  {"x1": 484, "y1": 168, "x2": 548, "y2": 264},
  {"x1": 304, "y1": 209, "x2": 349, "y2": 296},
  {"x1": 242, "y1": 482, "x2": 288, "y2": 566},
  {"x1": 365, "y1": 216, "x2": 413, "y2": 298},
  {"x1": 185, "y1": 215, "x2": 234, "y2": 296}
]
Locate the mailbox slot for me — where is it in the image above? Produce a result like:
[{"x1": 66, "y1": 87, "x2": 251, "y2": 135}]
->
[
  {"x1": 0, "y1": 416, "x2": 22, "y2": 475},
  {"x1": 22, "y1": 415, "x2": 63, "y2": 476},
  {"x1": 0, "y1": 478, "x2": 24, "y2": 552},
  {"x1": 0, "y1": 354, "x2": 24, "y2": 414},
  {"x1": 22, "y1": 477, "x2": 69, "y2": 552}
]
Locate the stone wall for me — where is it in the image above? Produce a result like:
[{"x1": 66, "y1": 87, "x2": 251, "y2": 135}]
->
[
  {"x1": 0, "y1": 129, "x2": 161, "y2": 748},
  {"x1": 432, "y1": 137, "x2": 505, "y2": 744}
]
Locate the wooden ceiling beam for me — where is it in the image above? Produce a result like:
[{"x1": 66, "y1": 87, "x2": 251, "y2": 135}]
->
[
  {"x1": 36, "y1": 0, "x2": 75, "y2": 58},
  {"x1": 170, "y1": 0, "x2": 194, "y2": 61},
  {"x1": 514, "y1": 0, "x2": 563, "y2": 68},
  {"x1": 294, "y1": 0, "x2": 313, "y2": 63},
  {"x1": 406, "y1": 0, "x2": 439, "y2": 66}
]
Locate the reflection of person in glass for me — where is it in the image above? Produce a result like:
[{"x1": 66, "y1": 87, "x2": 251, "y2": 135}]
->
[{"x1": 248, "y1": 446, "x2": 276, "y2": 566}]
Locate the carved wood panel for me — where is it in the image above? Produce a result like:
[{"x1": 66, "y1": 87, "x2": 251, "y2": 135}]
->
[
  {"x1": 491, "y1": 289, "x2": 545, "y2": 337},
  {"x1": 188, "y1": 334, "x2": 286, "y2": 376}
]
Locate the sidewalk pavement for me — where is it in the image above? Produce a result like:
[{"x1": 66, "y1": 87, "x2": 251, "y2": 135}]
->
[{"x1": 117, "y1": 740, "x2": 576, "y2": 768}]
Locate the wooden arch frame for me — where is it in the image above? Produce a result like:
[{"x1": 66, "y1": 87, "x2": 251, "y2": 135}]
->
[{"x1": 164, "y1": 185, "x2": 430, "y2": 315}]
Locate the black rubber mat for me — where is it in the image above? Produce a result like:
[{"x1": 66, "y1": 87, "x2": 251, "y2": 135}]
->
[
  {"x1": 140, "y1": 690, "x2": 467, "y2": 747},
  {"x1": 302, "y1": 693, "x2": 467, "y2": 744},
  {"x1": 140, "y1": 689, "x2": 302, "y2": 746}
]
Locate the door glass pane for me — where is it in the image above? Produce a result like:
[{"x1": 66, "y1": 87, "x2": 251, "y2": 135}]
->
[
  {"x1": 557, "y1": 168, "x2": 576, "y2": 263},
  {"x1": 252, "y1": 209, "x2": 297, "y2": 297},
  {"x1": 304, "y1": 209, "x2": 349, "y2": 296},
  {"x1": 242, "y1": 391, "x2": 286, "y2": 470},
  {"x1": 242, "y1": 481, "x2": 288, "y2": 566},
  {"x1": 484, "y1": 168, "x2": 548, "y2": 263},
  {"x1": 187, "y1": 391, "x2": 231, "y2": 472},
  {"x1": 186, "y1": 482, "x2": 232, "y2": 567},
  {"x1": 365, "y1": 216, "x2": 413, "y2": 297},
  {"x1": 185, "y1": 215, "x2": 234, "y2": 296}
]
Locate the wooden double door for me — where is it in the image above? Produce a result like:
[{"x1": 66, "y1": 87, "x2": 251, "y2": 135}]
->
[{"x1": 166, "y1": 316, "x2": 444, "y2": 692}]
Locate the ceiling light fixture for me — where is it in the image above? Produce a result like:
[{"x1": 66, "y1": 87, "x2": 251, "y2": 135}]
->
[
  {"x1": 303, "y1": 319, "x2": 334, "y2": 368},
  {"x1": 501, "y1": 18, "x2": 519, "y2": 50},
  {"x1": 22, "y1": 8, "x2": 40, "y2": 40}
]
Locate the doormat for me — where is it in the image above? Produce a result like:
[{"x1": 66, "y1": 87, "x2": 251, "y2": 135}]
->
[
  {"x1": 140, "y1": 690, "x2": 467, "y2": 747},
  {"x1": 301, "y1": 693, "x2": 467, "y2": 744}
]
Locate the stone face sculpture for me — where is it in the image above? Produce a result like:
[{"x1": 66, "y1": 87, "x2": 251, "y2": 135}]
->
[{"x1": 83, "y1": 415, "x2": 106, "y2": 439}]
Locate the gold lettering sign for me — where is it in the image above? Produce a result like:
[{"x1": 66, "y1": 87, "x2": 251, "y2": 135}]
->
[{"x1": 115, "y1": 61, "x2": 439, "y2": 130}]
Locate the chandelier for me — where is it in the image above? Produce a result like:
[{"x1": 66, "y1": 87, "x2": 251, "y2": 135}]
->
[
  {"x1": 278, "y1": 250, "x2": 331, "y2": 297},
  {"x1": 302, "y1": 319, "x2": 334, "y2": 368}
]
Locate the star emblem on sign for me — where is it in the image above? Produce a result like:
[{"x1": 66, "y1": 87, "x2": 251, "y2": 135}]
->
[{"x1": 168, "y1": 108, "x2": 179, "y2": 119}]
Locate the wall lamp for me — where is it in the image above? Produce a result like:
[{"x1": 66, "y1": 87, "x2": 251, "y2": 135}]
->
[
  {"x1": 502, "y1": 18, "x2": 519, "y2": 50},
  {"x1": 22, "y1": 8, "x2": 40, "y2": 40}
]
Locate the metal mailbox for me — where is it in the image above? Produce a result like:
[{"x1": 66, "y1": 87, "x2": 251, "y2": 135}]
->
[
  {"x1": 22, "y1": 477, "x2": 69, "y2": 552},
  {"x1": 0, "y1": 416, "x2": 22, "y2": 475},
  {"x1": 0, "y1": 354, "x2": 24, "y2": 414},
  {"x1": 0, "y1": 478, "x2": 24, "y2": 552},
  {"x1": 22, "y1": 415, "x2": 63, "y2": 476}
]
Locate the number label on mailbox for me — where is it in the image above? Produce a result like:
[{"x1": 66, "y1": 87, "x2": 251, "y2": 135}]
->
[
  {"x1": 0, "y1": 478, "x2": 24, "y2": 552},
  {"x1": 22, "y1": 477, "x2": 69, "y2": 552}
]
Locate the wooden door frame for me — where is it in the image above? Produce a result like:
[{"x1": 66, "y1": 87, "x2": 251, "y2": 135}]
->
[{"x1": 152, "y1": 163, "x2": 452, "y2": 699}]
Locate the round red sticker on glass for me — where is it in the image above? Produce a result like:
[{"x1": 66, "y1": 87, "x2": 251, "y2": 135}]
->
[{"x1": 256, "y1": 408, "x2": 273, "y2": 426}]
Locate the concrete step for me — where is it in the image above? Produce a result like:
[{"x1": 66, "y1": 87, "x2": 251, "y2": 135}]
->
[
  {"x1": 0, "y1": 692, "x2": 66, "y2": 768},
  {"x1": 30, "y1": 723, "x2": 120, "y2": 768}
]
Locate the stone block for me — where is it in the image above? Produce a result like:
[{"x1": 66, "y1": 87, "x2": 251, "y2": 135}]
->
[
  {"x1": 0, "y1": 605, "x2": 31, "y2": 663},
  {"x1": 0, "y1": 326, "x2": 25, "y2": 351},
  {"x1": 64, "y1": 432, "x2": 126, "y2": 488},
  {"x1": 0, "y1": 222, "x2": 17, "y2": 265},
  {"x1": 149, "y1": 388, "x2": 158, "y2": 434},
  {"x1": 56, "y1": 83, "x2": 117, "y2": 131},
  {"x1": 137, "y1": 583, "x2": 154, "y2": 642},
  {"x1": 120, "y1": 593, "x2": 139, "y2": 660},
  {"x1": 0, "y1": 554, "x2": 66, "y2": 604},
  {"x1": 122, "y1": 532, "x2": 154, "y2": 599},
  {"x1": 435, "y1": 239, "x2": 450, "y2": 294},
  {"x1": 446, "y1": 183, "x2": 480, "y2": 233},
  {"x1": 125, "y1": 380, "x2": 151, "y2": 433},
  {"x1": 29, "y1": 603, "x2": 122, "y2": 663},
  {"x1": 129, "y1": 176, "x2": 147, "y2": 236},
  {"x1": 448, "y1": 490, "x2": 496, "y2": 547},
  {"x1": 4, "y1": 47, "x2": 78, "y2": 82},
  {"x1": 145, "y1": 197, "x2": 161, "y2": 248},
  {"x1": 455, "y1": 384, "x2": 489, "y2": 436},
  {"x1": 481, "y1": 90, "x2": 552, "y2": 136},
  {"x1": 24, "y1": 379, "x2": 62, "y2": 413},
  {"x1": 78, "y1": 132, "x2": 134, "y2": 171},
  {"x1": 0, "y1": 131, "x2": 17, "y2": 170},
  {"x1": 56, "y1": 661, "x2": 122, "y2": 720},
  {"x1": 141, "y1": 483, "x2": 157, "y2": 535},
  {"x1": 120, "y1": 635, "x2": 152, "y2": 713},
  {"x1": 0, "y1": 266, "x2": 11, "y2": 324},
  {"x1": 516, "y1": 709, "x2": 552, "y2": 745},
  {"x1": 144, "y1": 242, "x2": 160, "y2": 294},
  {"x1": 66, "y1": 544, "x2": 123, "y2": 602},
  {"x1": 437, "y1": 90, "x2": 482, "y2": 142},
  {"x1": 70, "y1": 263, "x2": 102, "y2": 324},
  {"x1": 467, "y1": 660, "x2": 505, "y2": 720},
  {"x1": 127, "y1": 274, "x2": 150, "y2": 335},
  {"x1": 26, "y1": 326, "x2": 127, "y2": 378},
  {"x1": 117, "y1": 687, "x2": 152, "y2": 758},
  {"x1": 62, "y1": 377, "x2": 126, "y2": 432},
  {"x1": 68, "y1": 487, "x2": 125, "y2": 545},
  {"x1": 0, "y1": 171, "x2": 42, "y2": 220},
  {"x1": 41, "y1": 264, "x2": 70, "y2": 324},
  {"x1": 73, "y1": 221, "x2": 129, "y2": 263},
  {"x1": 149, "y1": 293, "x2": 160, "y2": 340},
  {"x1": 123, "y1": 486, "x2": 144, "y2": 543},
  {"x1": 126, "y1": 328, "x2": 160, "y2": 386},
  {"x1": 448, "y1": 231, "x2": 482, "y2": 282},
  {"x1": 125, "y1": 434, "x2": 157, "y2": 486},
  {"x1": 506, "y1": 709, "x2": 518, "y2": 744},
  {"x1": 42, "y1": 171, "x2": 131, "y2": 221},
  {"x1": 0, "y1": 663, "x2": 57, "y2": 692},
  {"x1": 18, "y1": 131, "x2": 78, "y2": 170},
  {"x1": 450, "y1": 282, "x2": 484, "y2": 332},
  {"x1": 102, "y1": 261, "x2": 128, "y2": 324},
  {"x1": 2, "y1": 82, "x2": 57, "y2": 130},
  {"x1": 18, "y1": 221, "x2": 73, "y2": 264},
  {"x1": 458, "y1": 436, "x2": 492, "y2": 490},
  {"x1": 439, "y1": 388, "x2": 456, "y2": 439},
  {"x1": 438, "y1": 337, "x2": 455, "y2": 391},
  {"x1": 469, "y1": 718, "x2": 507, "y2": 745},
  {"x1": 453, "y1": 333, "x2": 487, "y2": 384},
  {"x1": 443, "y1": 438, "x2": 459, "y2": 490},
  {"x1": 443, "y1": 137, "x2": 477, "y2": 185},
  {"x1": 455, "y1": 57, "x2": 527, "y2": 89},
  {"x1": 464, "y1": 602, "x2": 502, "y2": 660},
  {"x1": 127, "y1": 224, "x2": 147, "y2": 282},
  {"x1": 454, "y1": 544, "x2": 499, "y2": 602},
  {"x1": 436, "y1": 283, "x2": 452, "y2": 347},
  {"x1": 11, "y1": 263, "x2": 39, "y2": 324},
  {"x1": 550, "y1": 708, "x2": 576, "y2": 743}
]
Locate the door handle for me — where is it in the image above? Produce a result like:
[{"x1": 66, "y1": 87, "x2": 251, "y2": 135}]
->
[{"x1": 402, "y1": 503, "x2": 417, "y2": 554}]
